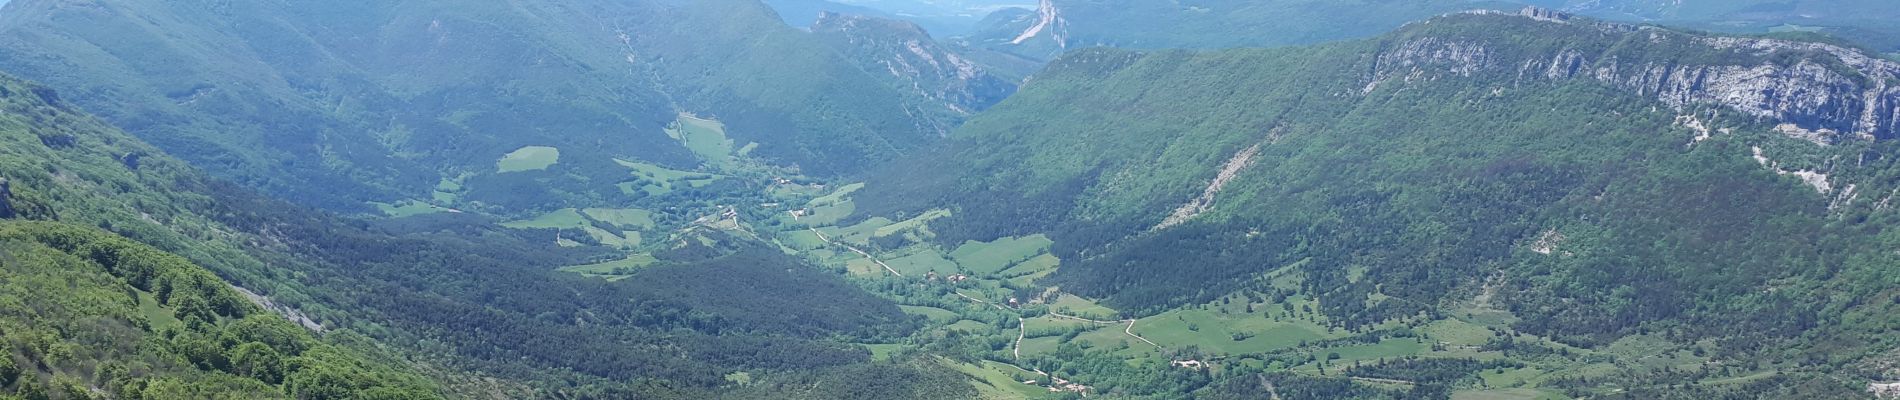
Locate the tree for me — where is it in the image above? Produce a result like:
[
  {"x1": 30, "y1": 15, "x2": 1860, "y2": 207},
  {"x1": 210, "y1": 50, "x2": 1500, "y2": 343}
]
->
[{"x1": 231, "y1": 342, "x2": 287, "y2": 384}]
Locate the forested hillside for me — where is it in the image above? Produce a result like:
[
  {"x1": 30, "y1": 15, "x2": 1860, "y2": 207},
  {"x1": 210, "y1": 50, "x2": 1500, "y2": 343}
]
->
[
  {"x1": 0, "y1": 0, "x2": 988, "y2": 212},
  {"x1": 0, "y1": 221, "x2": 440, "y2": 399},
  {"x1": 0, "y1": 70, "x2": 953, "y2": 398},
  {"x1": 861, "y1": 9, "x2": 1900, "y2": 396}
]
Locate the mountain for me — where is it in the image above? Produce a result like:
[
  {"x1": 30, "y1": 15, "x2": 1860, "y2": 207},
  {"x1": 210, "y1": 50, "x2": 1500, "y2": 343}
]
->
[
  {"x1": 959, "y1": 0, "x2": 1512, "y2": 63},
  {"x1": 0, "y1": 74, "x2": 440, "y2": 399},
  {"x1": 0, "y1": 66, "x2": 947, "y2": 398},
  {"x1": 962, "y1": 0, "x2": 1900, "y2": 66},
  {"x1": 811, "y1": 12, "x2": 1018, "y2": 114},
  {"x1": 0, "y1": 0, "x2": 990, "y2": 212},
  {"x1": 764, "y1": 0, "x2": 1035, "y2": 36},
  {"x1": 1539, "y1": 0, "x2": 1900, "y2": 51},
  {"x1": 858, "y1": 8, "x2": 1900, "y2": 395}
]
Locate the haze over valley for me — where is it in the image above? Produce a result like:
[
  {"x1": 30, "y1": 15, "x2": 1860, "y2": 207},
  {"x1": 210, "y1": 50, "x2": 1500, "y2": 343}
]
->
[{"x1": 0, "y1": 0, "x2": 1897, "y2": 399}]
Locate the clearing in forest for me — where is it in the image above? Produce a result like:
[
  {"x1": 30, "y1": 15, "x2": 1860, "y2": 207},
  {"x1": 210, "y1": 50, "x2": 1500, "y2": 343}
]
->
[
  {"x1": 950, "y1": 235, "x2": 1054, "y2": 275},
  {"x1": 498, "y1": 146, "x2": 560, "y2": 172}
]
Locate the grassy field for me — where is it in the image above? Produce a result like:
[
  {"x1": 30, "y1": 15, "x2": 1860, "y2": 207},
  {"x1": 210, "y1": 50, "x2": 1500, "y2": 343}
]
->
[
  {"x1": 1018, "y1": 336, "x2": 1065, "y2": 356},
  {"x1": 1134, "y1": 304, "x2": 1340, "y2": 355},
  {"x1": 373, "y1": 200, "x2": 449, "y2": 217},
  {"x1": 501, "y1": 208, "x2": 589, "y2": 229},
  {"x1": 865, "y1": 344, "x2": 906, "y2": 362},
  {"x1": 583, "y1": 226, "x2": 642, "y2": 249},
  {"x1": 947, "y1": 320, "x2": 994, "y2": 332},
  {"x1": 1451, "y1": 388, "x2": 1567, "y2": 400},
  {"x1": 669, "y1": 113, "x2": 734, "y2": 164},
  {"x1": 138, "y1": 291, "x2": 181, "y2": 332},
  {"x1": 616, "y1": 158, "x2": 700, "y2": 181},
  {"x1": 1022, "y1": 315, "x2": 1100, "y2": 333},
  {"x1": 558, "y1": 254, "x2": 658, "y2": 280},
  {"x1": 901, "y1": 305, "x2": 962, "y2": 323},
  {"x1": 943, "y1": 359, "x2": 1050, "y2": 400},
  {"x1": 778, "y1": 229, "x2": 831, "y2": 251},
  {"x1": 821, "y1": 217, "x2": 892, "y2": 245},
  {"x1": 809, "y1": 182, "x2": 865, "y2": 207},
  {"x1": 1047, "y1": 294, "x2": 1117, "y2": 319},
  {"x1": 874, "y1": 209, "x2": 951, "y2": 238},
  {"x1": 582, "y1": 208, "x2": 656, "y2": 229},
  {"x1": 498, "y1": 146, "x2": 560, "y2": 172},
  {"x1": 950, "y1": 235, "x2": 1053, "y2": 275},
  {"x1": 885, "y1": 247, "x2": 962, "y2": 276},
  {"x1": 796, "y1": 201, "x2": 855, "y2": 226}
]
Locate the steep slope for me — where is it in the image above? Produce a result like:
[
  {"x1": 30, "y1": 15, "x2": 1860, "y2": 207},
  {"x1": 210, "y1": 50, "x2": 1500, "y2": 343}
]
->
[
  {"x1": 0, "y1": 222, "x2": 442, "y2": 399},
  {"x1": 962, "y1": 0, "x2": 1900, "y2": 65},
  {"x1": 0, "y1": 76, "x2": 439, "y2": 399},
  {"x1": 958, "y1": 0, "x2": 1508, "y2": 62},
  {"x1": 862, "y1": 8, "x2": 1900, "y2": 392},
  {"x1": 811, "y1": 12, "x2": 1018, "y2": 114},
  {"x1": 0, "y1": 0, "x2": 982, "y2": 211},
  {"x1": 0, "y1": 72, "x2": 927, "y2": 397}
]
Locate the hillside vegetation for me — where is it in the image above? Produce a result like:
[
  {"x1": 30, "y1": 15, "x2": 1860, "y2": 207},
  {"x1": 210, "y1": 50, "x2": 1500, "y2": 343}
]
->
[
  {"x1": 0, "y1": 71, "x2": 948, "y2": 398},
  {"x1": 0, "y1": 0, "x2": 982, "y2": 212},
  {"x1": 861, "y1": 11, "x2": 1900, "y2": 396}
]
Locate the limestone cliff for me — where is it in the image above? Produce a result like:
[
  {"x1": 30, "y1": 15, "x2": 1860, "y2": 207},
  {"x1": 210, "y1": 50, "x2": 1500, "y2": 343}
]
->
[
  {"x1": 811, "y1": 12, "x2": 1018, "y2": 117},
  {"x1": 1367, "y1": 7, "x2": 1900, "y2": 143}
]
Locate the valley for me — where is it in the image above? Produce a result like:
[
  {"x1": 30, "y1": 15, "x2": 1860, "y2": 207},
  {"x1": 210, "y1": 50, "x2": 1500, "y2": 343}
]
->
[{"x1": 0, "y1": 0, "x2": 1897, "y2": 399}]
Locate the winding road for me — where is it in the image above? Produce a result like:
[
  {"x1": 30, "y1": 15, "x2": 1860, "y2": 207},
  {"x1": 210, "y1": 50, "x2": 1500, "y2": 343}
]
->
[{"x1": 1046, "y1": 312, "x2": 1162, "y2": 349}]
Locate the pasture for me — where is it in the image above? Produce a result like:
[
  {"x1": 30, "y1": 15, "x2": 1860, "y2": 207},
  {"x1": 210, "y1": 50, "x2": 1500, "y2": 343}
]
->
[
  {"x1": 950, "y1": 235, "x2": 1053, "y2": 275},
  {"x1": 498, "y1": 146, "x2": 560, "y2": 172}
]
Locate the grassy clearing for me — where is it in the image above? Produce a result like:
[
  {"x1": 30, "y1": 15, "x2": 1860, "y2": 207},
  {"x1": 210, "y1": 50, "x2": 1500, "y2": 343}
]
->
[
  {"x1": 558, "y1": 254, "x2": 658, "y2": 280},
  {"x1": 498, "y1": 146, "x2": 560, "y2": 172},
  {"x1": 796, "y1": 201, "x2": 855, "y2": 226},
  {"x1": 1047, "y1": 294, "x2": 1117, "y2": 319},
  {"x1": 900, "y1": 305, "x2": 962, "y2": 323},
  {"x1": 874, "y1": 209, "x2": 951, "y2": 238},
  {"x1": 943, "y1": 359, "x2": 1049, "y2": 400},
  {"x1": 501, "y1": 208, "x2": 588, "y2": 229},
  {"x1": 950, "y1": 235, "x2": 1053, "y2": 275},
  {"x1": 1019, "y1": 336, "x2": 1065, "y2": 356},
  {"x1": 615, "y1": 159, "x2": 700, "y2": 182},
  {"x1": 373, "y1": 200, "x2": 449, "y2": 217},
  {"x1": 138, "y1": 291, "x2": 180, "y2": 332},
  {"x1": 669, "y1": 113, "x2": 734, "y2": 164},
  {"x1": 583, "y1": 226, "x2": 642, "y2": 249},
  {"x1": 821, "y1": 217, "x2": 893, "y2": 245},
  {"x1": 1329, "y1": 338, "x2": 1428, "y2": 362},
  {"x1": 1134, "y1": 306, "x2": 1338, "y2": 355},
  {"x1": 778, "y1": 230, "x2": 831, "y2": 251},
  {"x1": 1420, "y1": 318, "x2": 1499, "y2": 348},
  {"x1": 1453, "y1": 388, "x2": 1569, "y2": 400},
  {"x1": 865, "y1": 344, "x2": 906, "y2": 361},
  {"x1": 948, "y1": 320, "x2": 993, "y2": 332},
  {"x1": 1007, "y1": 268, "x2": 1056, "y2": 287},
  {"x1": 1022, "y1": 315, "x2": 1099, "y2": 333},
  {"x1": 885, "y1": 248, "x2": 961, "y2": 276},
  {"x1": 1000, "y1": 254, "x2": 1059, "y2": 276},
  {"x1": 582, "y1": 208, "x2": 656, "y2": 229},
  {"x1": 809, "y1": 182, "x2": 865, "y2": 207}
]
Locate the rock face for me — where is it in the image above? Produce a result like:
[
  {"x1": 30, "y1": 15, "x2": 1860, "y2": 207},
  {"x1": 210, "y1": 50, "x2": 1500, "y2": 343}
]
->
[
  {"x1": 1369, "y1": 8, "x2": 1900, "y2": 143},
  {"x1": 811, "y1": 12, "x2": 1018, "y2": 115},
  {"x1": 0, "y1": 178, "x2": 14, "y2": 219}
]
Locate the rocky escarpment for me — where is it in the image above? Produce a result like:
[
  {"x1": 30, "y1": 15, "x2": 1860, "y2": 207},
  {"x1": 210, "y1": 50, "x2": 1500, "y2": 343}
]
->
[
  {"x1": 812, "y1": 12, "x2": 1018, "y2": 115},
  {"x1": 1368, "y1": 7, "x2": 1900, "y2": 143}
]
